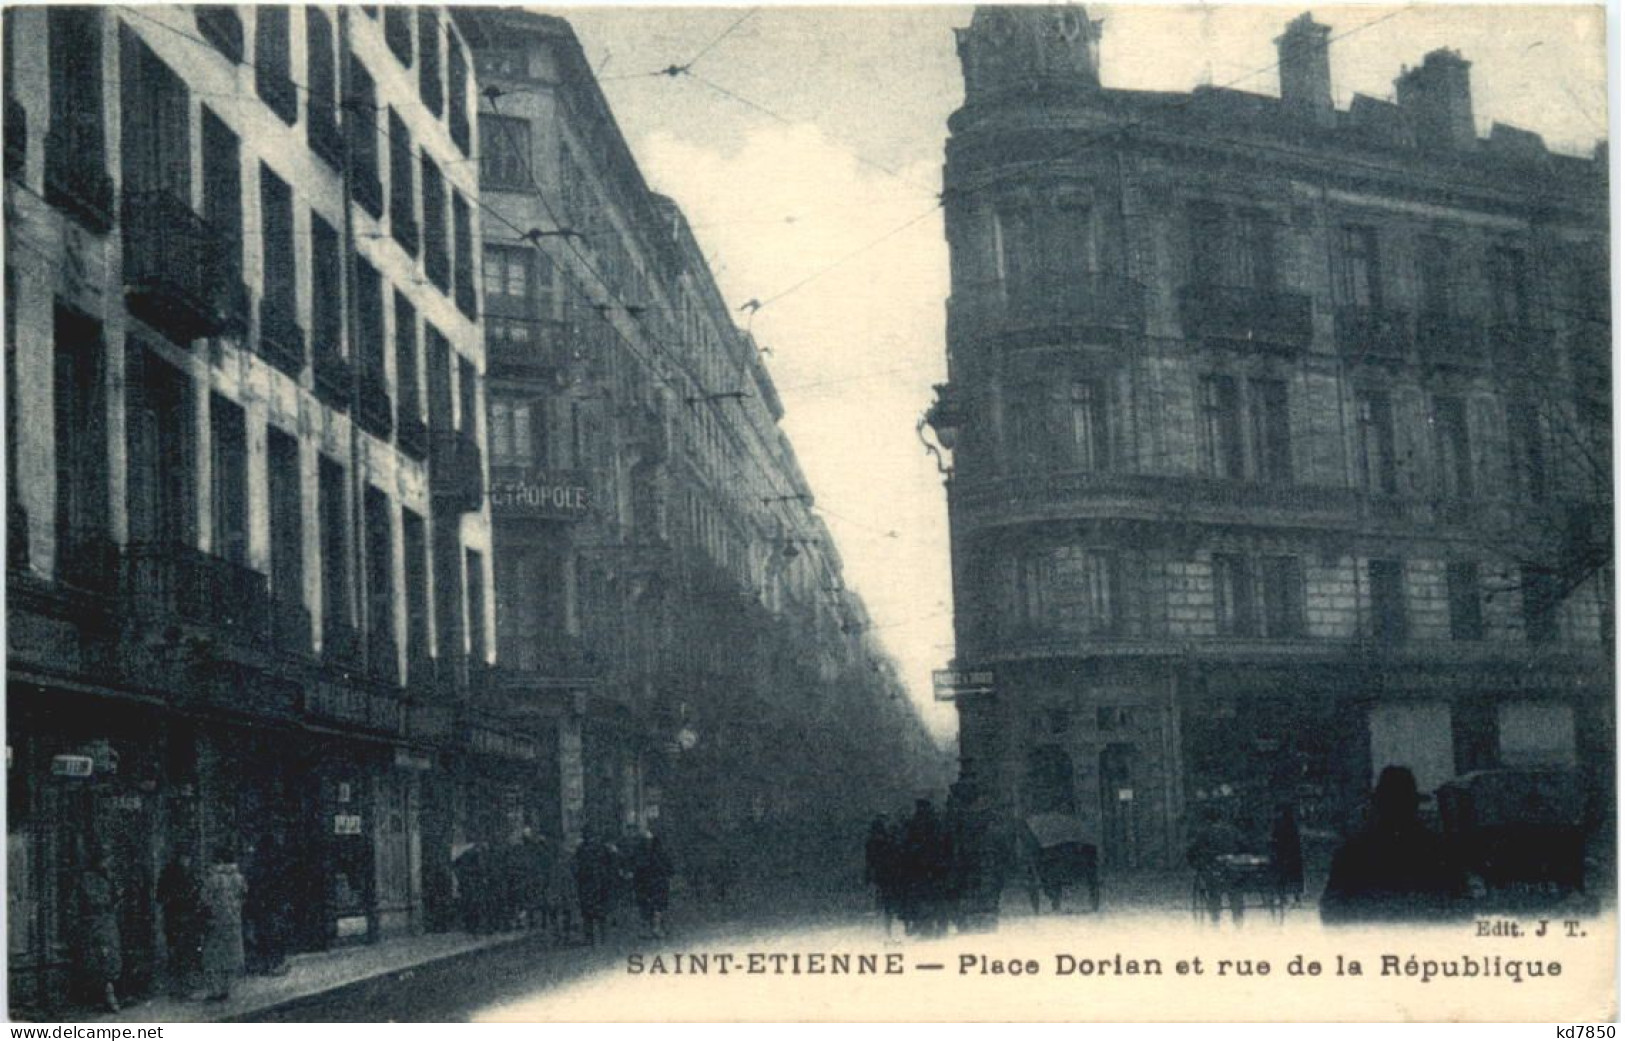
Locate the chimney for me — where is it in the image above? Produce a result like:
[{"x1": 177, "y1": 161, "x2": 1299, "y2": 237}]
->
[
  {"x1": 1395, "y1": 49, "x2": 1476, "y2": 149},
  {"x1": 1276, "y1": 13, "x2": 1333, "y2": 128}
]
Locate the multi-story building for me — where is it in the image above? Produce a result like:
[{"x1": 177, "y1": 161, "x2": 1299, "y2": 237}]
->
[
  {"x1": 459, "y1": 9, "x2": 940, "y2": 871},
  {"x1": 5, "y1": 5, "x2": 493, "y2": 1008},
  {"x1": 929, "y1": 6, "x2": 1611, "y2": 870}
]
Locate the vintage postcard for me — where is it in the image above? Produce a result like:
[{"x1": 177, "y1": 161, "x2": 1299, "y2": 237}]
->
[{"x1": 2, "y1": 0, "x2": 1613, "y2": 1026}]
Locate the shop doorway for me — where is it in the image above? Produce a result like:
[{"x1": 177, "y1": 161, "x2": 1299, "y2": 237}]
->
[{"x1": 1099, "y1": 743, "x2": 1140, "y2": 870}]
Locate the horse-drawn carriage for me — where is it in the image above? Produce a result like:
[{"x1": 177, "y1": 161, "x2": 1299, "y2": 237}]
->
[
  {"x1": 1434, "y1": 768, "x2": 1589, "y2": 908},
  {"x1": 1020, "y1": 813, "x2": 1100, "y2": 913}
]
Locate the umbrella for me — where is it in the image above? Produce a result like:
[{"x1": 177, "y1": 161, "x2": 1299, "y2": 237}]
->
[{"x1": 1025, "y1": 813, "x2": 1091, "y2": 848}]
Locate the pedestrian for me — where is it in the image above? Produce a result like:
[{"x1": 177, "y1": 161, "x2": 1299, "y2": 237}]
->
[
  {"x1": 244, "y1": 835, "x2": 291, "y2": 975},
  {"x1": 518, "y1": 828, "x2": 552, "y2": 931},
  {"x1": 74, "y1": 850, "x2": 124, "y2": 1012},
  {"x1": 200, "y1": 847, "x2": 248, "y2": 1002},
  {"x1": 1320, "y1": 766, "x2": 1468, "y2": 924},
  {"x1": 157, "y1": 850, "x2": 203, "y2": 999},
  {"x1": 899, "y1": 799, "x2": 951, "y2": 937},
  {"x1": 1188, "y1": 803, "x2": 1246, "y2": 924},
  {"x1": 573, "y1": 833, "x2": 615, "y2": 946},
  {"x1": 1269, "y1": 803, "x2": 1305, "y2": 906},
  {"x1": 863, "y1": 815, "x2": 899, "y2": 935},
  {"x1": 547, "y1": 838, "x2": 578, "y2": 945},
  {"x1": 453, "y1": 844, "x2": 487, "y2": 934},
  {"x1": 631, "y1": 832, "x2": 675, "y2": 939}
]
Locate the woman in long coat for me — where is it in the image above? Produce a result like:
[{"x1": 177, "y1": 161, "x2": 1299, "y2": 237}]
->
[
  {"x1": 75, "y1": 854, "x2": 123, "y2": 1012},
  {"x1": 200, "y1": 849, "x2": 249, "y2": 1001}
]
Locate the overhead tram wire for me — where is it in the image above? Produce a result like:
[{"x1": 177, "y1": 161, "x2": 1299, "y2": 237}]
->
[
  {"x1": 480, "y1": 87, "x2": 848, "y2": 533},
  {"x1": 746, "y1": 3, "x2": 1422, "y2": 315},
  {"x1": 115, "y1": 6, "x2": 865, "y2": 555}
]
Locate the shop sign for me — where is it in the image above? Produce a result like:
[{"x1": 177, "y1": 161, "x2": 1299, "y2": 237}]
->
[
  {"x1": 489, "y1": 468, "x2": 592, "y2": 521},
  {"x1": 932, "y1": 668, "x2": 995, "y2": 701},
  {"x1": 471, "y1": 727, "x2": 538, "y2": 761},
  {"x1": 394, "y1": 749, "x2": 434, "y2": 772},
  {"x1": 51, "y1": 755, "x2": 95, "y2": 778},
  {"x1": 333, "y1": 814, "x2": 364, "y2": 835},
  {"x1": 110, "y1": 795, "x2": 143, "y2": 812}
]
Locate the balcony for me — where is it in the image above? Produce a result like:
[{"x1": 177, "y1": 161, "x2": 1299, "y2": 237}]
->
[
  {"x1": 56, "y1": 527, "x2": 121, "y2": 598},
  {"x1": 44, "y1": 120, "x2": 114, "y2": 234},
  {"x1": 1335, "y1": 306, "x2": 1412, "y2": 364},
  {"x1": 6, "y1": 96, "x2": 25, "y2": 181},
  {"x1": 313, "y1": 344, "x2": 352, "y2": 412},
  {"x1": 425, "y1": 245, "x2": 450, "y2": 294},
  {"x1": 258, "y1": 294, "x2": 306, "y2": 378},
  {"x1": 1179, "y1": 282, "x2": 1314, "y2": 353},
  {"x1": 398, "y1": 410, "x2": 429, "y2": 461},
  {"x1": 1417, "y1": 311, "x2": 1485, "y2": 369},
  {"x1": 123, "y1": 190, "x2": 245, "y2": 342},
  {"x1": 357, "y1": 365, "x2": 394, "y2": 440},
  {"x1": 258, "y1": 65, "x2": 298, "y2": 126},
  {"x1": 628, "y1": 404, "x2": 667, "y2": 462},
  {"x1": 269, "y1": 595, "x2": 313, "y2": 660},
  {"x1": 367, "y1": 624, "x2": 401, "y2": 686},
  {"x1": 321, "y1": 613, "x2": 364, "y2": 673},
  {"x1": 390, "y1": 197, "x2": 419, "y2": 256},
  {"x1": 949, "y1": 272, "x2": 1145, "y2": 348},
  {"x1": 951, "y1": 470, "x2": 1362, "y2": 530},
  {"x1": 486, "y1": 316, "x2": 574, "y2": 381},
  {"x1": 1489, "y1": 321, "x2": 1555, "y2": 374},
  {"x1": 308, "y1": 108, "x2": 344, "y2": 172},
  {"x1": 195, "y1": 7, "x2": 244, "y2": 64},
  {"x1": 489, "y1": 464, "x2": 593, "y2": 522},
  {"x1": 124, "y1": 541, "x2": 270, "y2": 650},
  {"x1": 430, "y1": 429, "x2": 484, "y2": 512},
  {"x1": 351, "y1": 164, "x2": 383, "y2": 219}
]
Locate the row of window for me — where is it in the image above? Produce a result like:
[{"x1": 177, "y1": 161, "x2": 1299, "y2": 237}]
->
[
  {"x1": 993, "y1": 372, "x2": 1556, "y2": 502},
  {"x1": 49, "y1": 304, "x2": 485, "y2": 676},
  {"x1": 39, "y1": 11, "x2": 478, "y2": 323},
  {"x1": 983, "y1": 196, "x2": 1604, "y2": 326},
  {"x1": 1002, "y1": 549, "x2": 1568, "y2": 645},
  {"x1": 207, "y1": 5, "x2": 474, "y2": 157}
]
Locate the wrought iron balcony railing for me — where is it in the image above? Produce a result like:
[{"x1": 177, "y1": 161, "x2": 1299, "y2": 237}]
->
[
  {"x1": 429, "y1": 429, "x2": 484, "y2": 513},
  {"x1": 44, "y1": 119, "x2": 114, "y2": 234},
  {"x1": 258, "y1": 293, "x2": 306, "y2": 378},
  {"x1": 1334, "y1": 306, "x2": 1412, "y2": 363},
  {"x1": 1178, "y1": 281, "x2": 1314, "y2": 352},
  {"x1": 123, "y1": 189, "x2": 245, "y2": 341}
]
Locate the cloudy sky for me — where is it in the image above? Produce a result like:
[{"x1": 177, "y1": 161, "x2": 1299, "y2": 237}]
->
[{"x1": 550, "y1": 3, "x2": 1608, "y2": 743}]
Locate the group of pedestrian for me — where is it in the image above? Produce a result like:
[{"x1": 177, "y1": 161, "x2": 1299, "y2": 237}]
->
[
  {"x1": 454, "y1": 828, "x2": 572, "y2": 940},
  {"x1": 453, "y1": 826, "x2": 676, "y2": 946},
  {"x1": 571, "y1": 829, "x2": 674, "y2": 943},
  {"x1": 145, "y1": 847, "x2": 249, "y2": 1009},
  {"x1": 864, "y1": 799, "x2": 958, "y2": 937}
]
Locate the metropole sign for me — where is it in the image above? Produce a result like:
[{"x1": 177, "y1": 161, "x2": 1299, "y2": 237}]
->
[
  {"x1": 489, "y1": 467, "x2": 593, "y2": 521},
  {"x1": 932, "y1": 668, "x2": 995, "y2": 701}
]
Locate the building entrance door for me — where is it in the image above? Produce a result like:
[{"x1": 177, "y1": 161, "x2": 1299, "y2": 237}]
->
[{"x1": 1099, "y1": 742, "x2": 1139, "y2": 870}]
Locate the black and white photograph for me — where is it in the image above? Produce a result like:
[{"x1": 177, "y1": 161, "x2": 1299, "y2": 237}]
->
[{"x1": 1, "y1": 1, "x2": 1614, "y2": 1025}]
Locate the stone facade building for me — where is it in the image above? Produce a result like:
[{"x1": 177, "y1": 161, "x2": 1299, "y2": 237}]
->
[
  {"x1": 460, "y1": 9, "x2": 939, "y2": 875},
  {"x1": 5, "y1": 5, "x2": 494, "y2": 1007},
  {"x1": 931, "y1": 6, "x2": 1611, "y2": 869}
]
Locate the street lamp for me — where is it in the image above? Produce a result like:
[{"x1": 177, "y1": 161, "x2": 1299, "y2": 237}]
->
[{"x1": 919, "y1": 382, "x2": 963, "y2": 476}]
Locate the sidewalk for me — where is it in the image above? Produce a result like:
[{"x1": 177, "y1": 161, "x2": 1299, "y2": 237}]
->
[{"x1": 84, "y1": 929, "x2": 535, "y2": 1025}]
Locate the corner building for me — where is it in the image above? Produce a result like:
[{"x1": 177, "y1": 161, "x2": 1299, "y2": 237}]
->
[
  {"x1": 5, "y1": 6, "x2": 494, "y2": 1009},
  {"x1": 935, "y1": 7, "x2": 1611, "y2": 869},
  {"x1": 460, "y1": 9, "x2": 942, "y2": 873}
]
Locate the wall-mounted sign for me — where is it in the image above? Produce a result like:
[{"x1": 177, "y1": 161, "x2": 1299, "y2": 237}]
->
[
  {"x1": 334, "y1": 814, "x2": 364, "y2": 836},
  {"x1": 51, "y1": 755, "x2": 95, "y2": 778},
  {"x1": 490, "y1": 468, "x2": 592, "y2": 521},
  {"x1": 932, "y1": 668, "x2": 996, "y2": 701}
]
